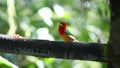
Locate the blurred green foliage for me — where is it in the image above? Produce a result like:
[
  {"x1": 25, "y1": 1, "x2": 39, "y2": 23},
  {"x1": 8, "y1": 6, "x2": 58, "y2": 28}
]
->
[{"x1": 0, "y1": 0, "x2": 109, "y2": 68}]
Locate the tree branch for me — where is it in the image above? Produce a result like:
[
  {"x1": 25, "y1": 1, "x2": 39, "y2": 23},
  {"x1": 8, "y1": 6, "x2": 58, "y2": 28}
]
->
[{"x1": 0, "y1": 34, "x2": 106, "y2": 62}]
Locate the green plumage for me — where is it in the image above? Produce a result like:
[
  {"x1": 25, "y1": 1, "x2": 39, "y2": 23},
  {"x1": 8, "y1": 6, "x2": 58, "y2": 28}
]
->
[{"x1": 65, "y1": 29, "x2": 72, "y2": 35}]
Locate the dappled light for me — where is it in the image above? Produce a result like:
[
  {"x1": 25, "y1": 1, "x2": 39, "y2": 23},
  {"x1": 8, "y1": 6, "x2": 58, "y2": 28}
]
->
[
  {"x1": 37, "y1": 28, "x2": 54, "y2": 41},
  {"x1": 53, "y1": 4, "x2": 65, "y2": 18},
  {"x1": 38, "y1": 7, "x2": 53, "y2": 26}
]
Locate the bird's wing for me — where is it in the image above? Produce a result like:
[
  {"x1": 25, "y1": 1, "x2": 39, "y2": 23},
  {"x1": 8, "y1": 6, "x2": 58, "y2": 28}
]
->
[
  {"x1": 65, "y1": 29, "x2": 72, "y2": 35},
  {"x1": 68, "y1": 35, "x2": 79, "y2": 42},
  {"x1": 65, "y1": 29, "x2": 78, "y2": 42}
]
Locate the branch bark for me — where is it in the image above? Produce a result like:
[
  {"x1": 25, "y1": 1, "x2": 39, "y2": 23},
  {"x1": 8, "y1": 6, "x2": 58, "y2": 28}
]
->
[
  {"x1": 108, "y1": 0, "x2": 120, "y2": 68},
  {"x1": 0, "y1": 34, "x2": 106, "y2": 62}
]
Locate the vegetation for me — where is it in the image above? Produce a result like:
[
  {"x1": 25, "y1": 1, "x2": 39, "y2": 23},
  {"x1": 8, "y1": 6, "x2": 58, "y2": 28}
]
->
[{"x1": 0, "y1": 0, "x2": 110, "y2": 68}]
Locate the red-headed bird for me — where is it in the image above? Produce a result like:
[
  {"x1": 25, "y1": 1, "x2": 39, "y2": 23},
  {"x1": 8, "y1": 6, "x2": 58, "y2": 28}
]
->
[{"x1": 58, "y1": 22, "x2": 78, "y2": 42}]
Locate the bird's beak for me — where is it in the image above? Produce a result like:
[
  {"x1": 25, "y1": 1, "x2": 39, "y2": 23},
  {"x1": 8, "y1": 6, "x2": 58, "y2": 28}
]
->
[{"x1": 59, "y1": 24, "x2": 63, "y2": 27}]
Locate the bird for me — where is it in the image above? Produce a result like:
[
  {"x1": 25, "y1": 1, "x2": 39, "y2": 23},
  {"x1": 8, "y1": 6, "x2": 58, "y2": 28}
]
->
[{"x1": 58, "y1": 22, "x2": 78, "y2": 42}]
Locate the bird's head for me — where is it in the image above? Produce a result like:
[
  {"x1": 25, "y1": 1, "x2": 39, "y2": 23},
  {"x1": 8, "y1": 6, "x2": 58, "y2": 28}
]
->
[{"x1": 58, "y1": 22, "x2": 67, "y2": 35}]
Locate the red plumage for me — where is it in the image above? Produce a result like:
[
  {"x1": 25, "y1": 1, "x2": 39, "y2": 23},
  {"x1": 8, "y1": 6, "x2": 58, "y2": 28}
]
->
[{"x1": 58, "y1": 22, "x2": 66, "y2": 35}]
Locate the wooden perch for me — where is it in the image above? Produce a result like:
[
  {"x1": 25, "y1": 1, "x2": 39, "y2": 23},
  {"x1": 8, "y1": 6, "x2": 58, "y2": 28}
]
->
[{"x1": 0, "y1": 34, "x2": 107, "y2": 62}]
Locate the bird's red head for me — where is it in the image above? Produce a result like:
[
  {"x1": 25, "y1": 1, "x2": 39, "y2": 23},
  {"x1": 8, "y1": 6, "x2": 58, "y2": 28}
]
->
[{"x1": 58, "y1": 22, "x2": 67, "y2": 35}]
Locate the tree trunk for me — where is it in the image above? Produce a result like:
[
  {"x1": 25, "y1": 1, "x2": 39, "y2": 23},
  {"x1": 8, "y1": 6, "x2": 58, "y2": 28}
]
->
[{"x1": 108, "y1": 0, "x2": 120, "y2": 68}]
